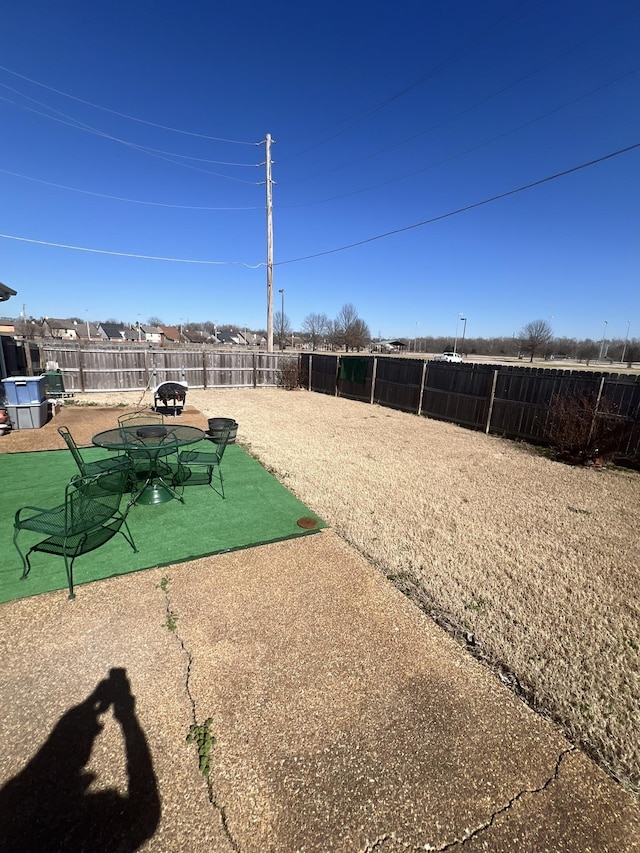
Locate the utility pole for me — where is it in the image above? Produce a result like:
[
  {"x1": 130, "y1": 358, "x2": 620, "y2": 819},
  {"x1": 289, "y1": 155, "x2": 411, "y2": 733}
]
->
[{"x1": 265, "y1": 133, "x2": 275, "y2": 352}]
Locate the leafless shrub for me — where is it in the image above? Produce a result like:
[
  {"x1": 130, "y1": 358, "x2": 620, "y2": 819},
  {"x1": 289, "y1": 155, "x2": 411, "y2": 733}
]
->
[
  {"x1": 276, "y1": 357, "x2": 301, "y2": 390},
  {"x1": 545, "y1": 392, "x2": 631, "y2": 464}
]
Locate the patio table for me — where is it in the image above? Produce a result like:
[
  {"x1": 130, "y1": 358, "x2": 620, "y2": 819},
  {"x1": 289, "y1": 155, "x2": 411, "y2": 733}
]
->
[{"x1": 92, "y1": 424, "x2": 205, "y2": 505}]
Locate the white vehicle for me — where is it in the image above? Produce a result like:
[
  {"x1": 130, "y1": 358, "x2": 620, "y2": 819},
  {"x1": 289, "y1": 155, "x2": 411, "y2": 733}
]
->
[{"x1": 433, "y1": 351, "x2": 463, "y2": 363}]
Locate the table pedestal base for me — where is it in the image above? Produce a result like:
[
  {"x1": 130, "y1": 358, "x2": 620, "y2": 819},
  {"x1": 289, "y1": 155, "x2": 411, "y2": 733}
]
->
[{"x1": 135, "y1": 483, "x2": 176, "y2": 505}]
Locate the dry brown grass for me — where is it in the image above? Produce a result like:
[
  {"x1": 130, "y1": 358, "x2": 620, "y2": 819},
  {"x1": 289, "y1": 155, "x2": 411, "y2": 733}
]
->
[{"x1": 30, "y1": 388, "x2": 640, "y2": 792}]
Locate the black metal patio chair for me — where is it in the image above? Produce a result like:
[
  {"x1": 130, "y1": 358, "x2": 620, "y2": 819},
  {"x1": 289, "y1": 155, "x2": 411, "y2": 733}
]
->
[
  {"x1": 13, "y1": 468, "x2": 137, "y2": 600},
  {"x1": 58, "y1": 426, "x2": 132, "y2": 479},
  {"x1": 176, "y1": 425, "x2": 231, "y2": 497}
]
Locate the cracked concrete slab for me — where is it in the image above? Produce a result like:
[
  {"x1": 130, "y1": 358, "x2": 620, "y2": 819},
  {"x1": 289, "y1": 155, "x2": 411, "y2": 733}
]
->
[{"x1": 0, "y1": 529, "x2": 638, "y2": 851}]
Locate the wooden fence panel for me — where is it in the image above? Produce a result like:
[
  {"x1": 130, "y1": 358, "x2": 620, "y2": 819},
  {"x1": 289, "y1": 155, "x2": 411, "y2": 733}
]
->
[
  {"x1": 80, "y1": 347, "x2": 151, "y2": 392},
  {"x1": 256, "y1": 352, "x2": 291, "y2": 387},
  {"x1": 304, "y1": 353, "x2": 338, "y2": 395},
  {"x1": 150, "y1": 350, "x2": 202, "y2": 387},
  {"x1": 491, "y1": 367, "x2": 606, "y2": 439},
  {"x1": 373, "y1": 357, "x2": 424, "y2": 412},
  {"x1": 422, "y1": 363, "x2": 495, "y2": 429}
]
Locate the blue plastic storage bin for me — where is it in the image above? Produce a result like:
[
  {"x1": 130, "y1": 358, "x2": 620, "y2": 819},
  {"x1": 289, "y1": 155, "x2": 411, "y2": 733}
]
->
[{"x1": 3, "y1": 376, "x2": 47, "y2": 405}]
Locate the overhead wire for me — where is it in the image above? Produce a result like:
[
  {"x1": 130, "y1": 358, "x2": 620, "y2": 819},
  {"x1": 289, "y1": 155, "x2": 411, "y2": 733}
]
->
[
  {"x1": 0, "y1": 83, "x2": 261, "y2": 183},
  {"x1": 0, "y1": 233, "x2": 264, "y2": 266},
  {"x1": 0, "y1": 168, "x2": 261, "y2": 210},
  {"x1": 281, "y1": 65, "x2": 640, "y2": 208},
  {"x1": 281, "y1": 2, "x2": 640, "y2": 186},
  {"x1": 0, "y1": 64, "x2": 260, "y2": 144},
  {"x1": 275, "y1": 141, "x2": 640, "y2": 265},
  {"x1": 281, "y1": 0, "x2": 541, "y2": 160},
  {"x1": 2, "y1": 142, "x2": 637, "y2": 268}
]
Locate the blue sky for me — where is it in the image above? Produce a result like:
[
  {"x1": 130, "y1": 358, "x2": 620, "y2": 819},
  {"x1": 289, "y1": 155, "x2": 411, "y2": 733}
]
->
[{"x1": 1, "y1": 0, "x2": 638, "y2": 341}]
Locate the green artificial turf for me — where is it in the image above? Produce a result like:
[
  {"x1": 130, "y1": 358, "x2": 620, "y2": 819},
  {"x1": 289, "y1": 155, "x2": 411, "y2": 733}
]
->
[{"x1": 0, "y1": 444, "x2": 326, "y2": 602}]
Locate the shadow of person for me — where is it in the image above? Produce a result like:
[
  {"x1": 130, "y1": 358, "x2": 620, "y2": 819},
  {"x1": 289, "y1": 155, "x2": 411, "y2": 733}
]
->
[{"x1": 0, "y1": 668, "x2": 161, "y2": 853}]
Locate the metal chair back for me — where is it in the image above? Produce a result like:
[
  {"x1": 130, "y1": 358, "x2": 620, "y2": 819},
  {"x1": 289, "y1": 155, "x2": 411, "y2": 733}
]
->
[{"x1": 13, "y1": 469, "x2": 137, "y2": 599}]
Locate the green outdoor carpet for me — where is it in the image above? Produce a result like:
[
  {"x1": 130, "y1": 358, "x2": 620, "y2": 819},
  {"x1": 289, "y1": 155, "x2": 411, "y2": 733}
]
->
[{"x1": 0, "y1": 444, "x2": 326, "y2": 603}]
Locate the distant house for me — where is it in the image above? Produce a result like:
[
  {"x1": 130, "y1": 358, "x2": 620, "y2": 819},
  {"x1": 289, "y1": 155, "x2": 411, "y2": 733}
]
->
[
  {"x1": 158, "y1": 325, "x2": 182, "y2": 344},
  {"x1": 137, "y1": 325, "x2": 164, "y2": 345},
  {"x1": 0, "y1": 317, "x2": 16, "y2": 334},
  {"x1": 98, "y1": 322, "x2": 127, "y2": 342},
  {"x1": 42, "y1": 318, "x2": 83, "y2": 340},
  {"x1": 217, "y1": 328, "x2": 248, "y2": 346},
  {"x1": 183, "y1": 329, "x2": 211, "y2": 345}
]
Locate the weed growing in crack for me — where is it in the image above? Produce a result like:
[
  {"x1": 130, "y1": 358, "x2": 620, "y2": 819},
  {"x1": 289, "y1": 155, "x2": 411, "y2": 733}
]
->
[
  {"x1": 156, "y1": 575, "x2": 171, "y2": 592},
  {"x1": 187, "y1": 718, "x2": 215, "y2": 777},
  {"x1": 164, "y1": 611, "x2": 178, "y2": 632}
]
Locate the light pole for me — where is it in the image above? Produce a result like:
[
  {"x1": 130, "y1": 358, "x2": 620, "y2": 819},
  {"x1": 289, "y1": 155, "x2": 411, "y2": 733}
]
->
[
  {"x1": 137, "y1": 314, "x2": 142, "y2": 343},
  {"x1": 621, "y1": 320, "x2": 631, "y2": 364},
  {"x1": 460, "y1": 316, "x2": 467, "y2": 354},
  {"x1": 414, "y1": 321, "x2": 420, "y2": 353},
  {"x1": 85, "y1": 309, "x2": 91, "y2": 341},
  {"x1": 278, "y1": 289, "x2": 285, "y2": 350},
  {"x1": 453, "y1": 313, "x2": 464, "y2": 354},
  {"x1": 599, "y1": 320, "x2": 608, "y2": 360}
]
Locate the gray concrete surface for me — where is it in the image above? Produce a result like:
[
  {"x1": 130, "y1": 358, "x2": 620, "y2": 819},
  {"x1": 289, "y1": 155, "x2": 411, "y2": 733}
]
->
[{"x1": 0, "y1": 530, "x2": 638, "y2": 852}]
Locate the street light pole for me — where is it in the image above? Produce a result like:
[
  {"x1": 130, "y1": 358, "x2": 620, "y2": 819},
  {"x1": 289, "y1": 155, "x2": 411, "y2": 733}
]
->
[
  {"x1": 414, "y1": 321, "x2": 420, "y2": 353},
  {"x1": 621, "y1": 320, "x2": 631, "y2": 364},
  {"x1": 453, "y1": 312, "x2": 464, "y2": 354},
  {"x1": 599, "y1": 320, "x2": 608, "y2": 360},
  {"x1": 460, "y1": 317, "x2": 467, "y2": 354}
]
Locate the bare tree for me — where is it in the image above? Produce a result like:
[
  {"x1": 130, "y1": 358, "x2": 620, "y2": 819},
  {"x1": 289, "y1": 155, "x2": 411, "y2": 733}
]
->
[
  {"x1": 520, "y1": 319, "x2": 553, "y2": 362},
  {"x1": 334, "y1": 304, "x2": 371, "y2": 351},
  {"x1": 147, "y1": 316, "x2": 164, "y2": 326},
  {"x1": 302, "y1": 312, "x2": 329, "y2": 350}
]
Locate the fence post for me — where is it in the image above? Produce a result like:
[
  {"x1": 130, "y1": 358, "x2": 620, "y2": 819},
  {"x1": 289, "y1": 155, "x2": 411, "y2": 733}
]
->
[
  {"x1": 253, "y1": 350, "x2": 257, "y2": 388},
  {"x1": 417, "y1": 360, "x2": 428, "y2": 415},
  {"x1": 308, "y1": 355, "x2": 313, "y2": 391},
  {"x1": 77, "y1": 345, "x2": 86, "y2": 392},
  {"x1": 587, "y1": 375, "x2": 606, "y2": 447},
  {"x1": 24, "y1": 340, "x2": 34, "y2": 376},
  {"x1": 335, "y1": 356, "x2": 340, "y2": 396},
  {"x1": 203, "y1": 349, "x2": 208, "y2": 390},
  {"x1": 485, "y1": 369, "x2": 499, "y2": 434},
  {"x1": 370, "y1": 357, "x2": 378, "y2": 404}
]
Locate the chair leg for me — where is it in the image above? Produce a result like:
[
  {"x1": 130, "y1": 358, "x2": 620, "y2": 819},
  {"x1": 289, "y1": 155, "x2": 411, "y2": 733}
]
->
[
  {"x1": 64, "y1": 553, "x2": 75, "y2": 600},
  {"x1": 13, "y1": 530, "x2": 30, "y2": 579}
]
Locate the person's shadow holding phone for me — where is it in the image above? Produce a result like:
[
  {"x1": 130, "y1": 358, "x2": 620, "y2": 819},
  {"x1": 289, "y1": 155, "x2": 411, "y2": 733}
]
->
[{"x1": 0, "y1": 668, "x2": 161, "y2": 852}]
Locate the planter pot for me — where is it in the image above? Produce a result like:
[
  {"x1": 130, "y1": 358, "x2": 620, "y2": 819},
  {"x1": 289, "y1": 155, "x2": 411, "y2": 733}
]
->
[{"x1": 207, "y1": 417, "x2": 238, "y2": 444}]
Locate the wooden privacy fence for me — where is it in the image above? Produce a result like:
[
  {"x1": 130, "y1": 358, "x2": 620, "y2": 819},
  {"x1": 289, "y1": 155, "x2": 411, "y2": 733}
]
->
[
  {"x1": 33, "y1": 344, "x2": 294, "y2": 392},
  {"x1": 300, "y1": 353, "x2": 640, "y2": 461}
]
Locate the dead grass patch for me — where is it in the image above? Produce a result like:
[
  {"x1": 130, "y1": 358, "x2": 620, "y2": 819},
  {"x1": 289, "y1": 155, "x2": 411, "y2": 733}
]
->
[{"x1": 41, "y1": 388, "x2": 640, "y2": 792}]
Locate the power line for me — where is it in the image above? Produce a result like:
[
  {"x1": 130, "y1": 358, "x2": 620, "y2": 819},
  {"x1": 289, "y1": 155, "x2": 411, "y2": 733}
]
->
[
  {"x1": 0, "y1": 233, "x2": 264, "y2": 267},
  {"x1": 281, "y1": 4, "x2": 640, "y2": 186},
  {"x1": 281, "y1": 0, "x2": 538, "y2": 161},
  {"x1": 276, "y1": 141, "x2": 640, "y2": 265},
  {"x1": 1, "y1": 84, "x2": 261, "y2": 183},
  {"x1": 0, "y1": 64, "x2": 260, "y2": 144},
  {"x1": 0, "y1": 168, "x2": 261, "y2": 210},
  {"x1": 282, "y1": 66, "x2": 640, "y2": 208}
]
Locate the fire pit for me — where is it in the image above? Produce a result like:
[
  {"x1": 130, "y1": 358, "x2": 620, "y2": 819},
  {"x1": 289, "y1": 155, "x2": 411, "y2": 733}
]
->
[{"x1": 153, "y1": 381, "x2": 188, "y2": 416}]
